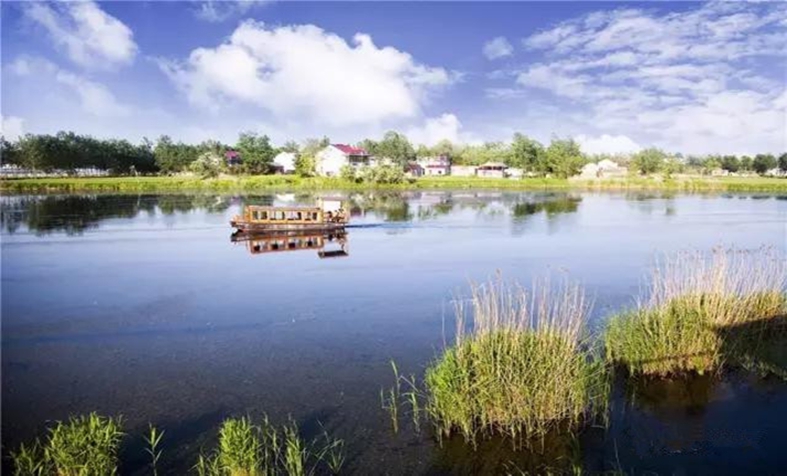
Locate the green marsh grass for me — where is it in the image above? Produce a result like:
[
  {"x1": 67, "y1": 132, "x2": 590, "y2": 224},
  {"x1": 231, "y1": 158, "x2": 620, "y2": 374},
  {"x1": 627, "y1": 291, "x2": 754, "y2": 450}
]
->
[
  {"x1": 195, "y1": 415, "x2": 345, "y2": 476},
  {"x1": 10, "y1": 412, "x2": 124, "y2": 476},
  {"x1": 144, "y1": 424, "x2": 164, "y2": 476},
  {"x1": 605, "y1": 247, "x2": 787, "y2": 377},
  {"x1": 424, "y1": 277, "x2": 609, "y2": 447}
]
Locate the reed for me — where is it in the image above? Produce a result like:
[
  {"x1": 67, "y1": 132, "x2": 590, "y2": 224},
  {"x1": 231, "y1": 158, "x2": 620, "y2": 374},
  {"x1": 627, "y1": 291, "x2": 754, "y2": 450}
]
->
[
  {"x1": 195, "y1": 415, "x2": 345, "y2": 476},
  {"x1": 144, "y1": 424, "x2": 164, "y2": 476},
  {"x1": 424, "y1": 276, "x2": 609, "y2": 446},
  {"x1": 605, "y1": 247, "x2": 787, "y2": 377}
]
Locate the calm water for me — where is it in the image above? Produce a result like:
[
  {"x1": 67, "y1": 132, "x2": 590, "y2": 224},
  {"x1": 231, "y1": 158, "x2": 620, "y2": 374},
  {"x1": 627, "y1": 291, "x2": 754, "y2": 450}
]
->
[{"x1": 2, "y1": 191, "x2": 787, "y2": 475}]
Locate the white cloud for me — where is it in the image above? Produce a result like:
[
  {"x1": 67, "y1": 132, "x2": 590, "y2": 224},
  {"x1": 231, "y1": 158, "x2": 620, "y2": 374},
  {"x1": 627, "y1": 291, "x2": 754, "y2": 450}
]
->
[
  {"x1": 160, "y1": 20, "x2": 455, "y2": 127},
  {"x1": 1, "y1": 116, "x2": 26, "y2": 141},
  {"x1": 576, "y1": 134, "x2": 641, "y2": 155},
  {"x1": 407, "y1": 113, "x2": 462, "y2": 146},
  {"x1": 512, "y1": 1, "x2": 787, "y2": 154},
  {"x1": 10, "y1": 56, "x2": 131, "y2": 118},
  {"x1": 194, "y1": 0, "x2": 268, "y2": 23},
  {"x1": 483, "y1": 37, "x2": 513, "y2": 60},
  {"x1": 24, "y1": 1, "x2": 137, "y2": 69}
]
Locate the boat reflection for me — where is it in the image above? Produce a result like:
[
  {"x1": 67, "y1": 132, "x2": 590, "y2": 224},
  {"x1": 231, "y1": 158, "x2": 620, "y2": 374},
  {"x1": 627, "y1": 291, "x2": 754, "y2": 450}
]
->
[{"x1": 231, "y1": 229, "x2": 349, "y2": 259}]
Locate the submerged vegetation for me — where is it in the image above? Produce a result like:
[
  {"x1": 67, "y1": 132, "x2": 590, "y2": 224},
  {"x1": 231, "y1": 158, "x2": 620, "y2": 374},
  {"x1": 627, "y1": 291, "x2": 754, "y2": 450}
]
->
[
  {"x1": 415, "y1": 277, "x2": 609, "y2": 447},
  {"x1": 605, "y1": 247, "x2": 787, "y2": 377}
]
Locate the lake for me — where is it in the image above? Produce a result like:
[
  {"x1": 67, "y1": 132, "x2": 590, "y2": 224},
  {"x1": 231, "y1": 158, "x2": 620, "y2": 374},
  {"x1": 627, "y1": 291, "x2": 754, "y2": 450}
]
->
[{"x1": 2, "y1": 190, "x2": 787, "y2": 475}]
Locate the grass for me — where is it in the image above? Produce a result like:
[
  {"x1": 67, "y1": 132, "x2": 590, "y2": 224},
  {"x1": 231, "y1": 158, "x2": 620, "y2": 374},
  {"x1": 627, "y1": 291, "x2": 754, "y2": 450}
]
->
[
  {"x1": 605, "y1": 247, "x2": 787, "y2": 377},
  {"x1": 10, "y1": 412, "x2": 124, "y2": 476},
  {"x1": 2, "y1": 174, "x2": 786, "y2": 193},
  {"x1": 423, "y1": 276, "x2": 609, "y2": 447},
  {"x1": 195, "y1": 415, "x2": 345, "y2": 476}
]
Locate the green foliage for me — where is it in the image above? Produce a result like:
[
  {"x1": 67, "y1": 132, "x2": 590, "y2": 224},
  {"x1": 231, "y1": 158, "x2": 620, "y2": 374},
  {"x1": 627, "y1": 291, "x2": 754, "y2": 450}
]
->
[
  {"x1": 720, "y1": 155, "x2": 740, "y2": 173},
  {"x1": 752, "y1": 154, "x2": 777, "y2": 175},
  {"x1": 339, "y1": 165, "x2": 358, "y2": 182},
  {"x1": 359, "y1": 164, "x2": 405, "y2": 184},
  {"x1": 630, "y1": 148, "x2": 666, "y2": 175},
  {"x1": 145, "y1": 425, "x2": 164, "y2": 476},
  {"x1": 605, "y1": 248, "x2": 787, "y2": 377},
  {"x1": 293, "y1": 155, "x2": 316, "y2": 177},
  {"x1": 300, "y1": 137, "x2": 330, "y2": 159},
  {"x1": 739, "y1": 156, "x2": 753, "y2": 171},
  {"x1": 778, "y1": 153, "x2": 787, "y2": 172},
  {"x1": 190, "y1": 152, "x2": 225, "y2": 178},
  {"x1": 154, "y1": 135, "x2": 199, "y2": 174},
  {"x1": 236, "y1": 132, "x2": 276, "y2": 175},
  {"x1": 508, "y1": 133, "x2": 543, "y2": 172},
  {"x1": 543, "y1": 138, "x2": 585, "y2": 178},
  {"x1": 701, "y1": 156, "x2": 721, "y2": 174},
  {"x1": 11, "y1": 413, "x2": 125, "y2": 476},
  {"x1": 424, "y1": 278, "x2": 609, "y2": 446},
  {"x1": 368, "y1": 131, "x2": 414, "y2": 167},
  {"x1": 196, "y1": 415, "x2": 345, "y2": 476}
]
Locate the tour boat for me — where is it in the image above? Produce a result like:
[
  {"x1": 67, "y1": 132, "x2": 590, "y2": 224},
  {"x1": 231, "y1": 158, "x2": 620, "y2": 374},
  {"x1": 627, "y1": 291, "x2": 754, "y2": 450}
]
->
[{"x1": 230, "y1": 199, "x2": 348, "y2": 233}]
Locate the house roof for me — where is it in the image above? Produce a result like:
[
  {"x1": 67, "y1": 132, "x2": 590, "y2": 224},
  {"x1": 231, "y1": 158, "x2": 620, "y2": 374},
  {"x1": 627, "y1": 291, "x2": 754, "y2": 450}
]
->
[
  {"x1": 478, "y1": 161, "x2": 508, "y2": 169},
  {"x1": 332, "y1": 144, "x2": 368, "y2": 155}
]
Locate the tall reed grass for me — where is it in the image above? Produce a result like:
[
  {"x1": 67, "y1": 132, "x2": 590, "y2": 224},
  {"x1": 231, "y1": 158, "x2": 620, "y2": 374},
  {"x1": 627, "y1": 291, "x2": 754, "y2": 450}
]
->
[
  {"x1": 424, "y1": 276, "x2": 609, "y2": 446},
  {"x1": 195, "y1": 415, "x2": 345, "y2": 476},
  {"x1": 605, "y1": 247, "x2": 787, "y2": 376},
  {"x1": 10, "y1": 412, "x2": 124, "y2": 476}
]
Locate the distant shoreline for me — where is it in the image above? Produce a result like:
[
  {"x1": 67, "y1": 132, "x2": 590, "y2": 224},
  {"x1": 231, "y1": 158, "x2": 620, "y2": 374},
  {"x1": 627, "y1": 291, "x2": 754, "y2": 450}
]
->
[{"x1": 2, "y1": 175, "x2": 786, "y2": 194}]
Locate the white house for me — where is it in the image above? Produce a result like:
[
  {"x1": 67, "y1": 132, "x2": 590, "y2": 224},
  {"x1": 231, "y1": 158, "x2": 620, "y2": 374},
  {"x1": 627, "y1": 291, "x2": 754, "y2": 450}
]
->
[
  {"x1": 417, "y1": 155, "x2": 451, "y2": 176},
  {"x1": 579, "y1": 159, "x2": 628, "y2": 178},
  {"x1": 316, "y1": 144, "x2": 370, "y2": 176},
  {"x1": 273, "y1": 151, "x2": 297, "y2": 174}
]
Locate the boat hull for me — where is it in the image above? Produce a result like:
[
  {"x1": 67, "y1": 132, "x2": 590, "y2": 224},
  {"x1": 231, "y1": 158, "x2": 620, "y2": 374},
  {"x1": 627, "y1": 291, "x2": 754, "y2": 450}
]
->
[{"x1": 231, "y1": 220, "x2": 347, "y2": 233}]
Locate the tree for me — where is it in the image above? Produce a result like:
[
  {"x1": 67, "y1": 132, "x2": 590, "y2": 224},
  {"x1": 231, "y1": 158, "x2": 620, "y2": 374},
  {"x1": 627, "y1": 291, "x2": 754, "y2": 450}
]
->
[
  {"x1": 543, "y1": 138, "x2": 585, "y2": 178},
  {"x1": 509, "y1": 133, "x2": 543, "y2": 172},
  {"x1": 236, "y1": 132, "x2": 275, "y2": 174},
  {"x1": 752, "y1": 154, "x2": 777, "y2": 175},
  {"x1": 778, "y1": 153, "x2": 787, "y2": 172},
  {"x1": 720, "y1": 155, "x2": 740, "y2": 173},
  {"x1": 294, "y1": 155, "x2": 316, "y2": 177},
  {"x1": 189, "y1": 151, "x2": 224, "y2": 178},
  {"x1": 631, "y1": 148, "x2": 666, "y2": 175},
  {"x1": 280, "y1": 140, "x2": 300, "y2": 154},
  {"x1": 154, "y1": 135, "x2": 198, "y2": 174},
  {"x1": 373, "y1": 131, "x2": 414, "y2": 167},
  {"x1": 432, "y1": 139, "x2": 455, "y2": 158},
  {"x1": 739, "y1": 156, "x2": 753, "y2": 172},
  {"x1": 301, "y1": 137, "x2": 330, "y2": 159}
]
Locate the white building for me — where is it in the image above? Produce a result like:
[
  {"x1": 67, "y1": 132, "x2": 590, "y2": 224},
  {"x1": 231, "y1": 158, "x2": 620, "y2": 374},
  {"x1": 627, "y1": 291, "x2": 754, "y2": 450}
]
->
[
  {"x1": 417, "y1": 155, "x2": 451, "y2": 176},
  {"x1": 273, "y1": 151, "x2": 297, "y2": 174},
  {"x1": 315, "y1": 144, "x2": 370, "y2": 176}
]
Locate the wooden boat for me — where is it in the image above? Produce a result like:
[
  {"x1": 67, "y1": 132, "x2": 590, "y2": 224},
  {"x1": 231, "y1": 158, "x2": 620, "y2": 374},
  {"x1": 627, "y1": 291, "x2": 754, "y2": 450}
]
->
[
  {"x1": 231, "y1": 200, "x2": 348, "y2": 233},
  {"x1": 231, "y1": 229, "x2": 349, "y2": 258}
]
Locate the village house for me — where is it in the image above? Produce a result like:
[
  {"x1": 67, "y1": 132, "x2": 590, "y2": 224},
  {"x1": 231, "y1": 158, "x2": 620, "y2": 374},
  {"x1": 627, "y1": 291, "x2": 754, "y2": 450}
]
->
[
  {"x1": 225, "y1": 150, "x2": 242, "y2": 167},
  {"x1": 272, "y1": 151, "x2": 297, "y2": 174},
  {"x1": 316, "y1": 144, "x2": 370, "y2": 176},
  {"x1": 405, "y1": 162, "x2": 424, "y2": 177},
  {"x1": 417, "y1": 155, "x2": 451, "y2": 176},
  {"x1": 451, "y1": 165, "x2": 478, "y2": 177},
  {"x1": 579, "y1": 159, "x2": 628, "y2": 178},
  {"x1": 476, "y1": 162, "x2": 509, "y2": 178}
]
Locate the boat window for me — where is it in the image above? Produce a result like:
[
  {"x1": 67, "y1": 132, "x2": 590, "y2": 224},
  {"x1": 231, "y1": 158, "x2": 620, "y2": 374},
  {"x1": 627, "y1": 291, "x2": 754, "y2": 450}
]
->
[
  {"x1": 275, "y1": 211, "x2": 284, "y2": 220},
  {"x1": 296, "y1": 212, "x2": 303, "y2": 220},
  {"x1": 312, "y1": 212, "x2": 319, "y2": 220},
  {"x1": 261, "y1": 211, "x2": 268, "y2": 220}
]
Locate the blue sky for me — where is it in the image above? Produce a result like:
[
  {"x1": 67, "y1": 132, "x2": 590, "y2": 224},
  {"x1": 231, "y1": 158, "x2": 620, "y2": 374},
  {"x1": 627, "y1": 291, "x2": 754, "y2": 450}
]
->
[{"x1": 2, "y1": 1, "x2": 785, "y2": 155}]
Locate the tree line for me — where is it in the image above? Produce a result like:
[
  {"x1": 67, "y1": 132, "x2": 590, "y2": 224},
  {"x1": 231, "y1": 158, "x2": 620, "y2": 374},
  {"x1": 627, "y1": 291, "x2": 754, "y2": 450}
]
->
[{"x1": 2, "y1": 130, "x2": 786, "y2": 178}]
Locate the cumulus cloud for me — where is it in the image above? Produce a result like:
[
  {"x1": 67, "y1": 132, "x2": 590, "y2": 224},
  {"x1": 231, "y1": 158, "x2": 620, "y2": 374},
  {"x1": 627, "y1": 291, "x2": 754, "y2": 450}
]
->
[
  {"x1": 10, "y1": 56, "x2": 131, "y2": 118},
  {"x1": 483, "y1": 37, "x2": 513, "y2": 60},
  {"x1": 160, "y1": 21, "x2": 455, "y2": 127},
  {"x1": 514, "y1": 1, "x2": 787, "y2": 154},
  {"x1": 407, "y1": 113, "x2": 462, "y2": 146},
  {"x1": 23, "y1": 1, "x2": 137, "y2": 69},
  {"x1": 1, "y1": 116, "x2": 25, "y2": 141},
  {"x1": 576, "y1": 134, "x2": 641, "y2": 155}
]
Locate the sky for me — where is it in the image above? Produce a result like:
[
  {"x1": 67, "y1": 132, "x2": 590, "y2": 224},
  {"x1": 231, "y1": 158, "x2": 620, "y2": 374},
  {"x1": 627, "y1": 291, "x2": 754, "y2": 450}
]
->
[{"x1": 1, "y1": 0, "x2": 786, "y2": 156}]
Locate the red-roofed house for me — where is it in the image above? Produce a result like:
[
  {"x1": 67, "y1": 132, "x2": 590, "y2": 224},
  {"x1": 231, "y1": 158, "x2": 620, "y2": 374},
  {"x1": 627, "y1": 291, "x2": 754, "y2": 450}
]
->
[{"x1": 316, "y1": 144, "x2": 370, "y2": 176}]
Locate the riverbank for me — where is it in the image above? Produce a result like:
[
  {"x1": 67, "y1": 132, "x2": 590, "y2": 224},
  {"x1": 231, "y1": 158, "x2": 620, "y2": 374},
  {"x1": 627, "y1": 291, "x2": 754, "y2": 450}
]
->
[{"x1": 2, "y1": 175, "x2": 786, "y2": 193}]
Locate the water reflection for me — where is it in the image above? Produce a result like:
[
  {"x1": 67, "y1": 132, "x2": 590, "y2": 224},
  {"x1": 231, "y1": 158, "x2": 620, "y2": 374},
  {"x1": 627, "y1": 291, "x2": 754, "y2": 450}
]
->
[{"x1": 231, "y1": 230, "x2": 349, "y2": 259}]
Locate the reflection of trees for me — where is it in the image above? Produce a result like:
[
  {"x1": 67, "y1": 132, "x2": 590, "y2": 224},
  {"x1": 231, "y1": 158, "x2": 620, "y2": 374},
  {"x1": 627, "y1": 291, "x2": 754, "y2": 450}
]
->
[
  {"x1": 511, "y1": 196, "x2": 582, "y2": 221},
  {"x1": 1, "y1": 194, "x2": 233, "y2": 235},
  {"x1": 346, "y1": 192, "x2": 413, "y2": 222},
  {"x1": 624, "y1": 191, "x2": 677, "y2": 216}
]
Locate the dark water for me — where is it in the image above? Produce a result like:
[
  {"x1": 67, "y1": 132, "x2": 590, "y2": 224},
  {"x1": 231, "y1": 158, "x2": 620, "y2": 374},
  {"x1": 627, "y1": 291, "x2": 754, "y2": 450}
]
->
[{"x1": 2, "y1": 191, "x2": 787, "y2": 475}]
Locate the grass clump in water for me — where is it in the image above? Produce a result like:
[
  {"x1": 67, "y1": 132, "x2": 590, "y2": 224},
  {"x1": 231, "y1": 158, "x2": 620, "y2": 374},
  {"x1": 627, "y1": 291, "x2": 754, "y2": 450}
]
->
[
  {"x1": 195, "y1": 415, "x2": 345, "y2": 476},
  {"x1": 424, "y1": 276, "x2": 609, "y2": 446},
  {"x1": 10, "y1": 412, "x2": 124, "y2": 476},
  {"x1": 605, "y1": 247, "x2": 787, "y2": 377}
]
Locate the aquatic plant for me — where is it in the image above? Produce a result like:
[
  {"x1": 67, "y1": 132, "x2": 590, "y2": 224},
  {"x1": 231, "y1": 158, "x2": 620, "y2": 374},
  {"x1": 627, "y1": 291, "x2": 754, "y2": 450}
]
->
[
  {"x1": 424, "y1": 276, "x2": 609, "y2": 446},
  {"x1": 605, "y1": 247, "x2": 787, "y2": 377},
  {"x1": 195, "y1": 415, "x2": 345, "y2": 476},
  {"x1": 144, "y1": 424, "x2": 164, "y2": 476}
]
